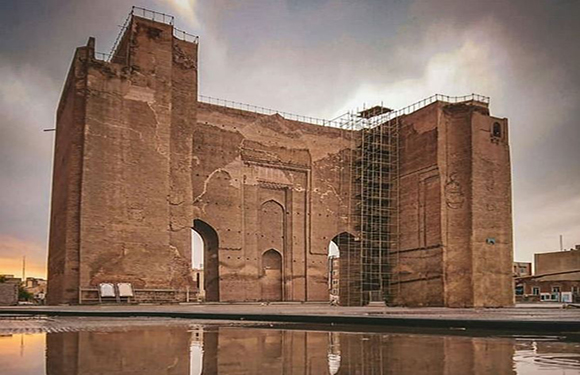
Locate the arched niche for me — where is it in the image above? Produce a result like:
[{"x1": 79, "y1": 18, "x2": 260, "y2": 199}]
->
[
  {"x1": 259, "y1": 199, "x2": 285, "y2": 253},
  {"x1": 261, "y1": 249, "x2": 283, "y2": 301}
]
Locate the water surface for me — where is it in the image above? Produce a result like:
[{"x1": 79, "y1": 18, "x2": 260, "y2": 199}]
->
[{"x1": 1, "y1": 317, "x2": 579, "y2": 374}]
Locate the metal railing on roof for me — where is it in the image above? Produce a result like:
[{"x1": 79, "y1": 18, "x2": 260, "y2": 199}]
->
[
  {"x1": 106, "y1": 7, "x2": 134, "y2": 61},
  {"x1": 198, "y1": 93, "x2": 490, "y2": 130},
  {"x1": 131, "y1": 6, "x2": 174, "y2": 25},
  {"x1": 94, "y1": 6, "x2": 198, "y2": 63},
  {"x1": 94, "y1": 52, "x2": 112, "y2": 61},
  {"x1": 173, "y1": 27, "x2": 199, "y2": 44},
  {"x1": 198, "y1": 95, "x2": 341, "y2": 127},
  {"x1": 349, "y1": 93, "x2": 491, "y2": 130}
]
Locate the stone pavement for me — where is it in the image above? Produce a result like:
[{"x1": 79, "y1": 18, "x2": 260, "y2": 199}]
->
[{"x1": 1, "y1": 303, "x2": 580, "y2": 333}]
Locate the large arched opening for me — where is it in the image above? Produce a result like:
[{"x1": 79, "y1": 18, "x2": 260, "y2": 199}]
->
[
  {"x1": 193, "y1": 219, "x2": 220, "y2": 302},
  {"x1": 328, "y1": 232, "x2": 357, "y2": 306},
  {"x1": 261, "y1": 249, "x2": 283, "y2": 301},
  {"x1": 191, "y1": 229, "x2": 204, "y2": 300}
]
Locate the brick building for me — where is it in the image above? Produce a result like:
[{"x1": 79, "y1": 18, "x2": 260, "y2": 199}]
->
[
  {"x1": 24, "y1": 277, "x2": 47, "y2": 302},
  {"x1": 47, "y1": 8, "x2": 513, "y2": 307},
  {"x1": 513, "y1": 262, "x2": 532, "y2": 278},
  {"x1": 518, "y1": 248, "x2": 580, "y2": 303},
  {"x1": 0, "y1": 274, "x2": 21, "y2": 284},
  {"x1": 0, "y1": 283, "x2": 18, "y2": 306}
]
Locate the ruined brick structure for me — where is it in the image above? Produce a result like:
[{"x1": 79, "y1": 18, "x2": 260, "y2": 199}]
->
[{"x1": 47, "y1": 11, "x2": 513, "y2": 307}]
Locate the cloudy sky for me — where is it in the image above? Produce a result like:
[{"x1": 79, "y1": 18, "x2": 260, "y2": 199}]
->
[{"x1": 0, "y1": 0, "x2": 579, "y2": 278}]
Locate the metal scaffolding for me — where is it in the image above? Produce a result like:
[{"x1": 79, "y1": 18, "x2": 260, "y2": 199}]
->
[
  {"x1": 329, "y1": 105, "x2": 400, "y2": 306},
  {"x1": 331, "y1": 94, "x2": 491, "y2": 306},
  {"x1": 354, "y1": 108, "x2": 400, "y2": 304}
]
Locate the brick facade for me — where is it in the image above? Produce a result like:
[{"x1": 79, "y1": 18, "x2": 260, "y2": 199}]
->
[{"x1": 47, "y1": 13, "x2": 513, "y2": 307}]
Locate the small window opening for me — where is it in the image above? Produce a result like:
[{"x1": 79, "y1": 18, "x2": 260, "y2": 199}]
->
[{"x1": 492, "y1": 122, "x2": 502, "y2": 138}]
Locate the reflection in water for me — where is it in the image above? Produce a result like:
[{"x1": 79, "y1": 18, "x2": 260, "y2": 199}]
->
[
  {"x1": 0, "y1": 333, "x2": 45, "y2": 375},
  {"x1": 190, "y1": 327, "x2": 204, "y2": 375},
  {"x1": 327, "y1": 332, "x2": 341, "y2": 375},
  {"x1": 1, "y1": 321, "x2": 580, "y2": 374}
]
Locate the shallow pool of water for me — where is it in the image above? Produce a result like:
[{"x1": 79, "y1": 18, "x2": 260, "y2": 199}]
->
[{"x1": 1, "y1": 317, "x2": 579, "y2": 374}]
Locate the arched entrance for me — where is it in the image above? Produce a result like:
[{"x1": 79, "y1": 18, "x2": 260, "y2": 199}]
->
[
  {"x1": 329, "y1": 232, "x2": 358, "y2": 306},
  {"x1": 261, "y1": 249, "x2": 282, "y2": 301},
  {"x1": 191, "y1": 229, "x2": 205, "y2": 300},
  {"x1": 193, "y1": 219, "x2": 219, "y2": 302},
  {"x1": 328, "y1": 240, "x2": 340, "y2": 304}
]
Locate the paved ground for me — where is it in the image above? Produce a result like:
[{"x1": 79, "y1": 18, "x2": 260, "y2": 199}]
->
[
  {"x1": 1, "y1": 303, "x2": 580, "y2": 333},
  {"x1": 0, "y1": 315, "x2": 257, "y2": 335}
]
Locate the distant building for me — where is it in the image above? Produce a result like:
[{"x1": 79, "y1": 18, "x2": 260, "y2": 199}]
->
[
  {"x1": 517, "y1": 247, "x2": 580, "y2": 303},
  {"x1": 513, "y1": 262, "x2": 532, "y2": 278},
  {"x1": 0, "y1": 283, "x2": 18, "y2": 305},
  {"x1": 513, "y1": 262, "x2": 532, "y2": 298},
  {"x1": 0, "y1": 274, "x2": 21, "y2": 284},
  {"x1": 24, "y1": 277, "x2": 47, "y2": 302}
]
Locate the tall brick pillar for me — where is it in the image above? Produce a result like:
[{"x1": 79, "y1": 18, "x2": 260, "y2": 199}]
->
[{"x1": 47, "y1": 15, "x2": 198, "y2": 304}]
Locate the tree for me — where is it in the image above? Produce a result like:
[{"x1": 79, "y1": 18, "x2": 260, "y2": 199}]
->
[
  {"x1": 18, "y1": 285, "x2": 33, "y2": 301},
  {"x1": 0, "y1": 275, "x2": 6, "y2": 283}
]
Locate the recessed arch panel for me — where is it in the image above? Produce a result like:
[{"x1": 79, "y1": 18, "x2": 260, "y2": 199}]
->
[{"x1": 261, "y1": 249, "x2": 283, "y2": 301}]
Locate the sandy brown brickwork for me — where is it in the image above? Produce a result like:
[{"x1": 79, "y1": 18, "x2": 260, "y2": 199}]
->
[
  {"x1": 193, "y1": 103, "x2": 354, "y2": 302},
  {"x1": 392, "y1": 101, "x2": 513, "y2": 307},
  {"x1": 0, "y1": 283, "x2": 18, "y2": 305},
  {"x1": 48, "y1": 16, "x2": 199, "y2": 304},
  {"x1": 47, "y1": 12, "x2": 513, "y2": 306}
]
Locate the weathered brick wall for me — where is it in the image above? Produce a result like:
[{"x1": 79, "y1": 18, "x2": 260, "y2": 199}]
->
[
  {"x1": 48, "y1": 16, "x2": 199, "y2": 304},
  {"x1": 441, "y1": 103, "x2": 476, "y2": 307},
  {"x1": 79, "y1": 17, "x2": 197, "y2": 291},
  {"x1": 471, "y1": 111, "x2": 513, "y2": 306},
  {"x1": 395, "y1": 102, "x2": 444, "y2": 306},
  {"x1": 194, "y1": 103, "x2": 354, "y2": 302},
  {"x1": 394, "y1": 101, "x2": 513, "y2": 307},
  {"x1": 48, "y1": 14, "x2": 513, "y2": 307},
  {"x1": 46, "y1": 40, "x2": 91, "y2": 305},
  {"x1": 0, "y1": 283, "x2": 18, "y2": 305}
]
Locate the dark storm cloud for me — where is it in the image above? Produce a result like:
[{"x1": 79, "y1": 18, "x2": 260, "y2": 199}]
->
[{"x1": 0, "y1": 0, "x2": 578, "y2": 275}]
